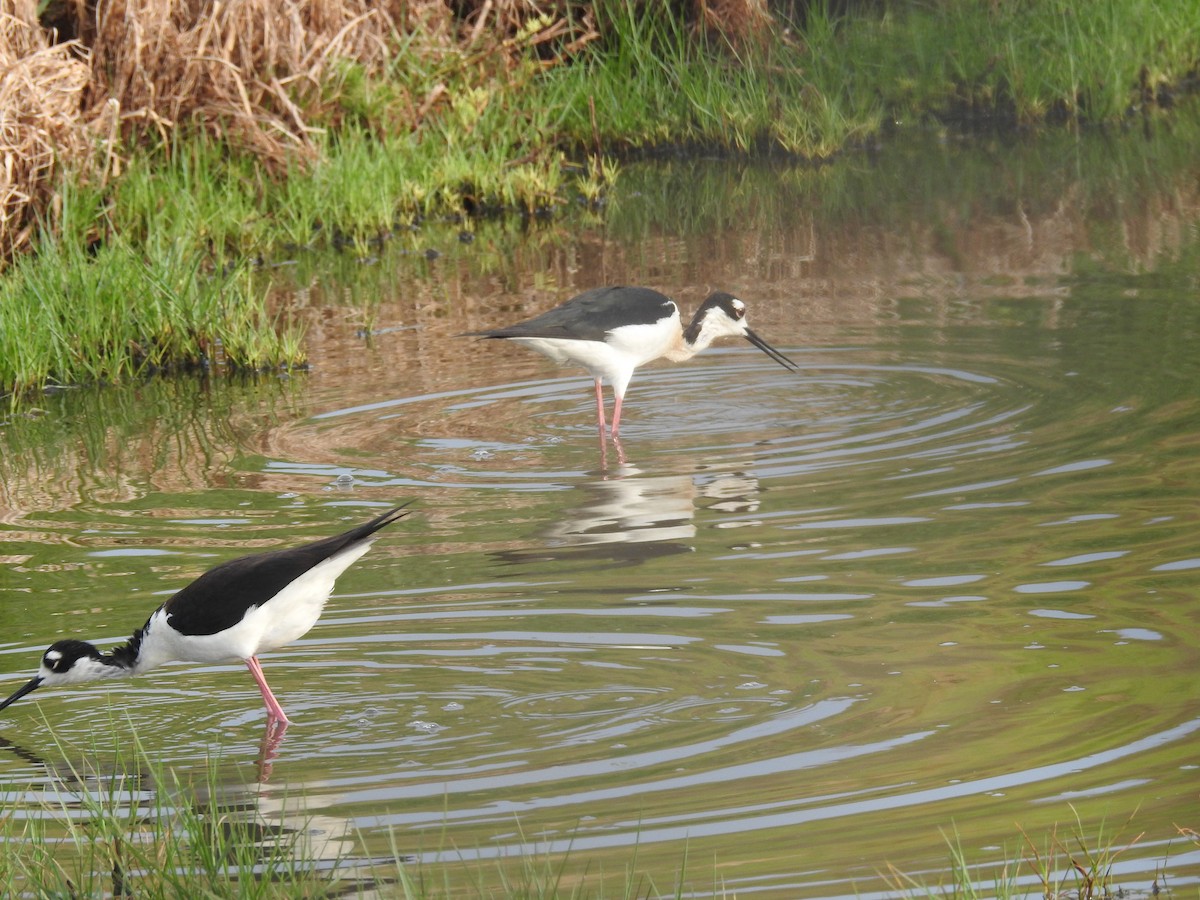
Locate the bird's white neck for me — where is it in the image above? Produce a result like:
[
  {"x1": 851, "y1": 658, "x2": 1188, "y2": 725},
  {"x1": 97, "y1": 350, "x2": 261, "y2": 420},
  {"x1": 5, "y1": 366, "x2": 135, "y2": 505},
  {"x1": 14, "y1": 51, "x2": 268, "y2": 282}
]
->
[
  {"x1": 664, "y1": 318, "x2": 723, "y2": 363},
  {"x1": 663, "y1": 340, "x2": 701, "y2": 363}
]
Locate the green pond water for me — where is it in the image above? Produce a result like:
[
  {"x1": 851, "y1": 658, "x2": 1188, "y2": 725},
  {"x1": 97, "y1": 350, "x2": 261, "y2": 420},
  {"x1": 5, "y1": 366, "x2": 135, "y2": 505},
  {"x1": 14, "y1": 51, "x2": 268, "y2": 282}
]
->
[{"x1": 1, "y1": 117, "x2": 1200, "y2": 897}]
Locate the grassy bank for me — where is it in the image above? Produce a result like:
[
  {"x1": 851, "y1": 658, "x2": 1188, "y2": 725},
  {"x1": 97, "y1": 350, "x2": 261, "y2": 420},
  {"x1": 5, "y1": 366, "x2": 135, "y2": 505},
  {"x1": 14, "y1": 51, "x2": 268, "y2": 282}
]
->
[
  {"x1": 1, "y1": 0, "x2": 1198, "y2": 401},
  {"x1": 0, "y1": 226, "x2": 304, "y2": 399},
  {"x1": 533, "y1": 0, "x2": 1200, "y2": 153}
]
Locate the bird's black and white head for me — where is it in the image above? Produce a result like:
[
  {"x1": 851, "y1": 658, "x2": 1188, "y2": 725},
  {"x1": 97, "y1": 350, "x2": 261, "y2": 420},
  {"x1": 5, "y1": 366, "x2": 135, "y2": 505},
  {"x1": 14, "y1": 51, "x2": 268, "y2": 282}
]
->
[
  {"x1": 681, "y1": 292, "x2": 802, "y2": 372},
  {"x1": 0, "y1": 640, "x2": 115, "y2": 713}
]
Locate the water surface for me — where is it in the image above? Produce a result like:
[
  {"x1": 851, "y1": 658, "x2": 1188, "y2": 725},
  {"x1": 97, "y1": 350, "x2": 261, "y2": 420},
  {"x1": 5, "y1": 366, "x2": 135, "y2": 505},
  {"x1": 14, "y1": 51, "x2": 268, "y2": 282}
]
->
[{"x1": 2, "y1": 123, "x2": 1200, "y2": 896}]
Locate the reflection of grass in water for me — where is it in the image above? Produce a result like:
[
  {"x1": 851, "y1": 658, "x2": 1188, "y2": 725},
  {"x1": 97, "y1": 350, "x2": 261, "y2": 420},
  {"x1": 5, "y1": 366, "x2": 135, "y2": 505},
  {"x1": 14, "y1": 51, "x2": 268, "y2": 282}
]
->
[
  {"x1": 600, "y1": 110, "x2": 1200, "y2": 246},
  {"x1": 0, "y1": 373, "x2": 306, "y2": 513}
]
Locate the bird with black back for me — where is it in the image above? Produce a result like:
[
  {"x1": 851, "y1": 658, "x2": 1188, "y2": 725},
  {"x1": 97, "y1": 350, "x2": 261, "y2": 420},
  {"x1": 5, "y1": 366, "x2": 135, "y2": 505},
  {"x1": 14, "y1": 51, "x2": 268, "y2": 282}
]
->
[
  {"x1": 0, "y1": 505, "x2": 410, "y2": 725},
  {"x1": 464, "y1": 286, "x2": 801, "y2": 439}
]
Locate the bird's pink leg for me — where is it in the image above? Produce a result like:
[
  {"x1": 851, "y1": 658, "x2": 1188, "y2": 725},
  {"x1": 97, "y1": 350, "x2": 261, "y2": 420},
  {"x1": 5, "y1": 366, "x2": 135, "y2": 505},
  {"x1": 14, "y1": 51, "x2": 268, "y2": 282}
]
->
[
  {"x1": 610, "y1": 393, "x2": 625, "y2": 438},
  {"x1": 593, "y1": 379, "x2": 608, "y2": 436},
  {"x1": 245, "y1": 656, "x2": 291, "y2": 724}
]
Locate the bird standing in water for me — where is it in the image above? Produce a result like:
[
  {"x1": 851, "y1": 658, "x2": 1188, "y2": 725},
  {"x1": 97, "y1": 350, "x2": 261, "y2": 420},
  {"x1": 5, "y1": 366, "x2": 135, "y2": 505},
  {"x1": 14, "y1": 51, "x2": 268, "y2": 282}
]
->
[
  {"x1": 464, "y1": 286, "x2": 801, "y2": 438},
  {"x1": 0, "y1": 505, "x2": 409, "y2": 724}
]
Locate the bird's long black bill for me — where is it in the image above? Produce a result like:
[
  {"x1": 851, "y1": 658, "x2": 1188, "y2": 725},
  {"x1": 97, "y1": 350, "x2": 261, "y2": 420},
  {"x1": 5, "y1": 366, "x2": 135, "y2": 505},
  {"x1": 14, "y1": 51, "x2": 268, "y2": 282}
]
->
[
  {"x1": 0, "y1": 676, "x2": 43, "y2": 713},
  {"x1": 744, "y1": 328, "x2": 802, "y2": 372}
]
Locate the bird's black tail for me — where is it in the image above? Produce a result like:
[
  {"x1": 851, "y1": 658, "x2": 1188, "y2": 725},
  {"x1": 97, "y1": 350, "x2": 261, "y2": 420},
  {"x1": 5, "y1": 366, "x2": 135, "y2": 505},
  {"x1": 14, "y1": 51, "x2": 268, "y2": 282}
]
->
[{"x1": 346, "y1": 503, "x2": 413, "y2": 545}]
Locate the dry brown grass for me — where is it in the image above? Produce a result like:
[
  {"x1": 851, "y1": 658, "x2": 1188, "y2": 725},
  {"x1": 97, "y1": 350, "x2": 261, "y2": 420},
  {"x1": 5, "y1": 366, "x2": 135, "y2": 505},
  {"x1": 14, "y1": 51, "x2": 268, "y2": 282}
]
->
[
  {"x1": 696, "y1": 0, "x2": 774, "y2": 44},
  {"x1": 84, "y1": 0, "x2": 454, "y2": 158},
  {"x1": 0, "y1": 0, "x2": 102, "y2": 256}
]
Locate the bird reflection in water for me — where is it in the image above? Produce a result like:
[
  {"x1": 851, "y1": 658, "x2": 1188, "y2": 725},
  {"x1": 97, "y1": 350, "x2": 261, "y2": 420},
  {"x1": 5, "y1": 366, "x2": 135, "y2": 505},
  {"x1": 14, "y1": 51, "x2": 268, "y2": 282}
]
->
[{"x1": 495, "y1": 465, "x2": 762, "y2": 568}]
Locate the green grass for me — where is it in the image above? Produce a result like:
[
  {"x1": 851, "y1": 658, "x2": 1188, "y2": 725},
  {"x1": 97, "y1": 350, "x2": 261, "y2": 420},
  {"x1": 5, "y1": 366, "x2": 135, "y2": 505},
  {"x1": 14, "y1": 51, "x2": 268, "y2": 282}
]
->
[
  {"x1": 3, "y1": 0, "x2": 1198, "y2": 402},
  {"x1": 0, "y1": 214, "x2": 305, "y2": 400},
  {"x1": 91, "y1": 33, "x2": 588, "y2": 264},
  {"x1": 539, "y1": 0, "x2": 1200, "y2": 155},
  {"x1": 541, "y1": 1, "x2": 882, "y2": 157},
  {"x1": 0, "y1": 724, "x2": 349, "y2": 897},
  {"x1": 884, "y1": 811, "x2": 1192, "y2": 900}
]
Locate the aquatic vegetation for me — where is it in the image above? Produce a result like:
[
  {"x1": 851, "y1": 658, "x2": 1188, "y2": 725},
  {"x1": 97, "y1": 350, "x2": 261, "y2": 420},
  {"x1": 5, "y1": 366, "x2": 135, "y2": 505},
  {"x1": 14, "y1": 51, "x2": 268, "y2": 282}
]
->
[
  {"x1": 0, "y1": 720, "x2": 695, "y2": 898},
  {"x1": 0, "y1": 727, "x2": 346, "y2": 897},
  {"x1": 886, "y1": 813, "x2": 1162, "y2": 899}
]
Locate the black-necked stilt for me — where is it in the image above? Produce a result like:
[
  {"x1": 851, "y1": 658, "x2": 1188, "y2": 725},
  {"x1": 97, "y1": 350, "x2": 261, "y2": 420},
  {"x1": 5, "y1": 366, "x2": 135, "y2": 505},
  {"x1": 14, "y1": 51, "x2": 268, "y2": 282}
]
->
[
  {"x1": 0, "y1": 505, "x2": 409, "y2": 725},
  {"x1": 464, "y1": 286, "x2": 801, "y2": 437}
]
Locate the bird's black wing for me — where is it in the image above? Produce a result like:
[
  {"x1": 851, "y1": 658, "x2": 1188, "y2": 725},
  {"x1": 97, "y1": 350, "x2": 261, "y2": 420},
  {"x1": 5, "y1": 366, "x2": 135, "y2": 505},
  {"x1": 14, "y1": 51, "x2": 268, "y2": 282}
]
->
[
  {"x1": 463, "y1": 286, "x2": 676, "y2": 343},
  {"x1": 157, "y1": 505, "x2": 410, "y2": 637}
]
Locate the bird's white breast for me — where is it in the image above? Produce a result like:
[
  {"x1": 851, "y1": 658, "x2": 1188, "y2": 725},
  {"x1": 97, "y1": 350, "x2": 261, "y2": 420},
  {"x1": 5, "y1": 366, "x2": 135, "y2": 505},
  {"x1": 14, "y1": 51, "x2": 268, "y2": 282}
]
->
[
  {"x1": 511, "y1": 314, "x2": 680, "y2": 396},
  {"x1": 604, "y1": 315, "x2": 681, "y2": 363}
]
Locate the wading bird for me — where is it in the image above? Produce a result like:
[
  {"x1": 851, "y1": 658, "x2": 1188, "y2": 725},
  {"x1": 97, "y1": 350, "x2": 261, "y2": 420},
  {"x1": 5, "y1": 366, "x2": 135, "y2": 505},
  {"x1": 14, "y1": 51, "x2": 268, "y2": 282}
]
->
[
  {"x1": 464, "y1": 286, "x2": 801, "y2": 437},
  {"x1": 0, "y1": 505, "x2": 409, "y2": 724}
]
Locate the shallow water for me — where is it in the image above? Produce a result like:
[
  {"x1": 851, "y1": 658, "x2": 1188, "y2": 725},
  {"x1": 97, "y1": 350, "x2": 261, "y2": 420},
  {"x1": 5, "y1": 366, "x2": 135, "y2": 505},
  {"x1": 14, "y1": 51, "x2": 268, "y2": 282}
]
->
[{"x1": 2, "y1": 123, "x2": 1200, "y2": 896}]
